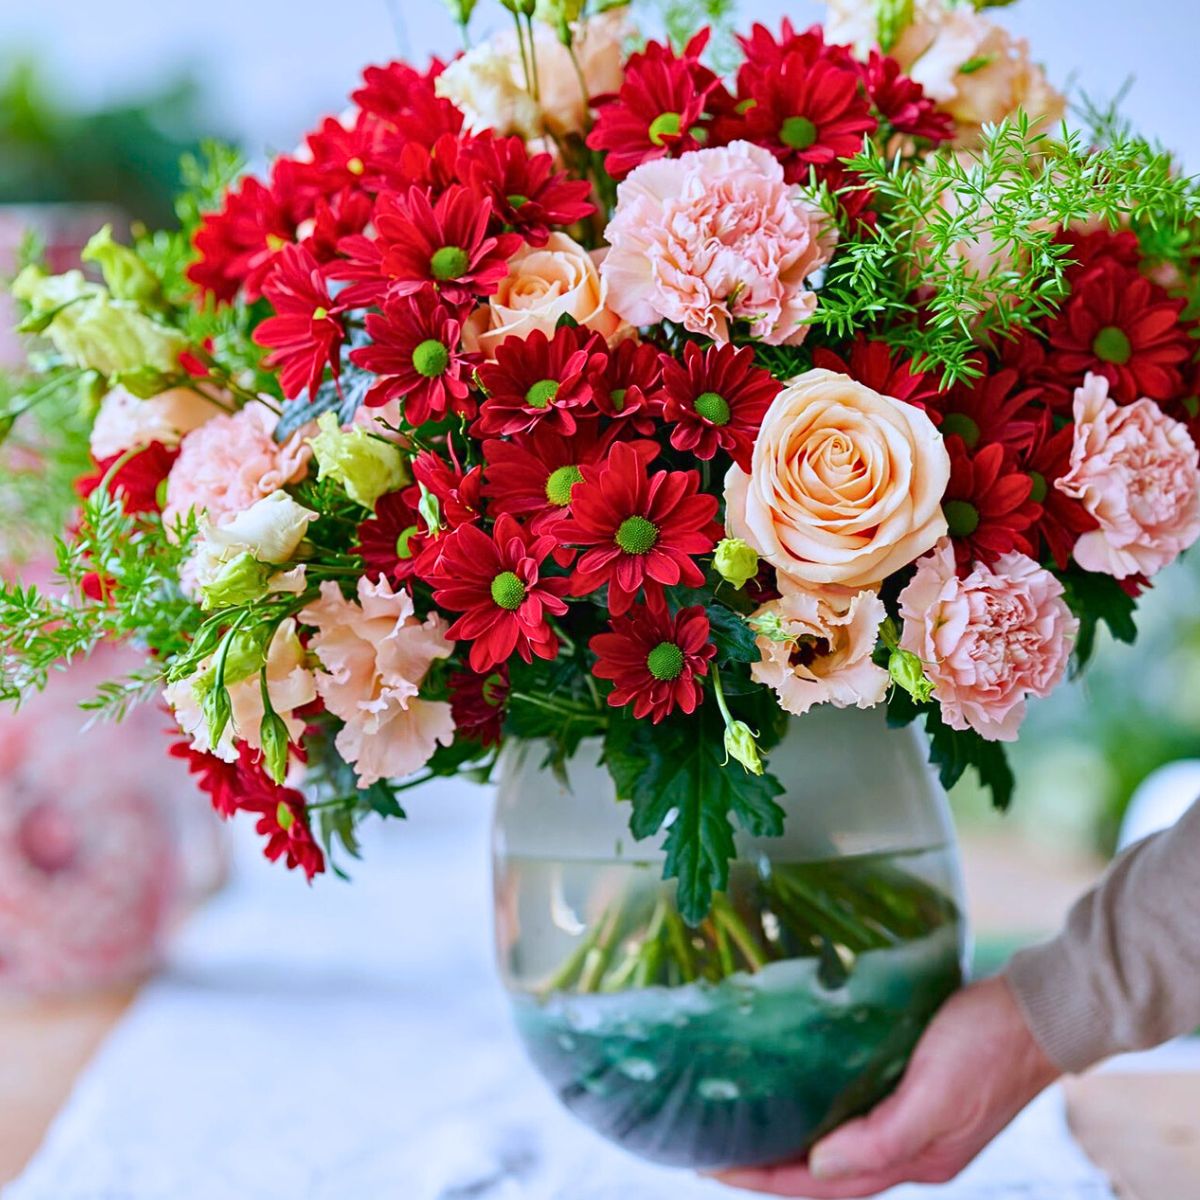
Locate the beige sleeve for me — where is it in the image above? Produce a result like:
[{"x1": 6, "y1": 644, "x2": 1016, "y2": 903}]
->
[{"x1": 1005, "y1": 797, "x2": 1200, "y2": 1075}]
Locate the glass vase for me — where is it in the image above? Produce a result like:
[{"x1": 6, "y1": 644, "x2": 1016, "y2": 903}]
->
[{"x1": 493, "y1": 705, "x2": 968, "y2": 1171}]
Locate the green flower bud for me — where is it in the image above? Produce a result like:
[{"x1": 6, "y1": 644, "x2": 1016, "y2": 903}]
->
[
  {"x1": 113, "y1": 365, "x2": 179, "y2": 399},
  {"x1": 724, "y1": 720, "x2": 765, "y2": 776},
  {"x1": 748, "y1": 609, "x2": 795, "y2": 644},
  {"x1": 308, "y1": 411, "x2": 407, "y2": 509},
  {"x1": 78, "y1": 370, "x2": 107, "y2": 418},
  {"x1": 714, "y1": 537, "x2": 760, "y2": 590},
  {"x1": 534, "y1": 0, "x2": 583, "y2": 27},
  {"x1": 81, "y1": 225, "x2": 161, "y2": 305},
  {"x1": 200, "y1": 551, "x2": 274, "y2": 611},
  {"x1": 888, "y1": 647, "x2": 936, "y2": 705},
  {"x1": 203, "y1": 682, "x2": 233, "y2": 749},
  {"x1": 259, "y1": 706, "x2": 291, "y2": 786},
  {"x1": 441, "y1": 0, "x2": 478, "y2": 25},
  {"x1": 875, "y1": 0, "x2": 915, "y2": 53},
  {"x1": 499, "y1": 0, "x2": 536, "y2": 14}
]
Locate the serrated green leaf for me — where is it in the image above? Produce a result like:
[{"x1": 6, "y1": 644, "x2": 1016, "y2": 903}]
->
[
  {"x1": 1057, "y1": 566, "x2": 1138, "y2": 673},
  {"x1": 924, "y1": 707, "x2": 1015, "y2": 811}
]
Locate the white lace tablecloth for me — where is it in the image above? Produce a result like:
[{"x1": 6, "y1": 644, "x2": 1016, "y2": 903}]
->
[{"x1": 4, "y1": 782, "x2": 1116, "y2": 1200}]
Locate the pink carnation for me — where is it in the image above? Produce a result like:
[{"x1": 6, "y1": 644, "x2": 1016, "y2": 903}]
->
[
  {"x1": 899, "y1": 540, "x2": 1078, "y2": 742},
  {"x1": 750, "y1": 582, "x2": 890, "y2": 717},
  {"x1": 1055, "y1": 373, "x2": 1200, "y2": 579},
  {"x1": 601, "y1": 140, "x2": 835, "y2": 347},
  {"x1": 163, "y1": 402, "x2": 312, "y2": 530},
  {"x1": 299, "y1": 577, "x2": 455, "y2": 788}
]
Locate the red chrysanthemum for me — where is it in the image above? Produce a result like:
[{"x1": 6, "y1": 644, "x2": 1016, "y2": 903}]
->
[
  {"x1": 412, "y1": 450, "x2": 484, "y2": 531},
  {"x1": 812, "y1": 336, "x2": 942, "y2": 411},
  {"x1": 587, "y1": 31, "x2": 734, "y2": 179},
  {"x1": 562, "y1": 441, "x2": 720, "y2": 615},
  {"x1": 930, "y1": 366, "x2": 1042, "y2": 456},
  {"x1": 352, "y1": 295, "x2": 479, "y2": 424},
  {"x1": 942, "y1": 436, "x2": 1041, "y2": 570},
  {"x1": 475, "y1": 326, "x2": 605, "y2": 438},
  {"x1": 292, "y1": 111, "x2": 394, "y2": 201},
  {"x1": 720, "y1": 22, "x2": 877, "y2": 182},
  {"x1": 483, "y1": 419, "x2": 657, "y2": 541},
  {"x1": 187, "y1": 162, "x2": 307, "y2": 303},
  {"x1": 1018, "y1": 413, "x2": 1099, "y2": 570},
  {"x1": 589, "y1": 602, "x2": 715, "y2": 724},
  {"x1": 661, "y1": 341, "x2": 781, "y2": 471},
  {"x1": 304, "y1": 187, "x2": 375, "y2": 265},
  {"x1": 1045, "y1": 258, "x2": 1191, "y2": 404},
  {"x1": 861, "y1": 50, "x2": 954, "y2": 143},
  {"x1": 448, "y1": 665, "x2": 510, "y2": 748},
  {"x1": 333, "y1": 185, "x2": 523, "y2": 309},
  {"x1": 355, "y1": 488, "x2": 430, "y2": 583},
  {"x1": 351, "y1": 59, "x2": 463, "y2": 146},
  {"x1": 77, "y1": 441, "x2": 179, "y2": 514},
  {"x1": 429, "y1": 514, "x2": 571, "y2": 673},
  {"x1": 247, "y1": 792, "x2": 326, "y2": 882},
  {"x1": 590, "y1": 338, "x2": 665, "y2": 433},
  {"x1": 253, "y1": 243, "x2": 344, "y2": 399},
  {"x1": 1061, "y1": 226, "x2": 1142, "y2": 284},
  {"x1": 460, "y1": 134, "x2": 595, "y2": 247}
]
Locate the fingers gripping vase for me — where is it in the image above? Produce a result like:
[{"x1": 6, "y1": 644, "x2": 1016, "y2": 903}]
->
[{"x1": 493, "y1": 706, "x2": 968, "y2": 1171}]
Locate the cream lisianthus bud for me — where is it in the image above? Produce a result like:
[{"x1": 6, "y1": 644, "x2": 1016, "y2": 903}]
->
[
  {"x1": 308, "y1": 411, "x2": 407, "y2": 509},
  {"x1": 714, "y1": 538, "x2": 760, "y2": 590},
  {"x1": 888, "y1": 647, "x2": 936, "y2": 704},
  {"x1": 200, "y1": 551, "x2": 274, "y2": 610},
  {"x1": 724, "y1": 721, "x2": 765, "y2": 776},
  {"x1": 213, "y1": 491, "x2": 318, "y2": 564}
]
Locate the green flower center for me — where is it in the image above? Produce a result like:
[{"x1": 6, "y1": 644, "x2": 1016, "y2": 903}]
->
[
  {"x1": 525, "y1": 379, "x2": 560, "y2": 409},
  {"x1": 395, "y1": 524, "x2": 419, "y2": 560},
  {"x1": 1092, "y1": 325, "x2": 1132, "y2": 365},
  {"x1": 413, "y1": 338, "x2": 451, "y2": 378},
  {"x1": 694, "y1": 391, "x2": 732, "y2": 426},
  {"x1": 615, "y1": 515, "x2": 659, "y2": 555},
  {"x1": 609, "y1": 387, "x2": 628, "y2": 412},
  {"x1": 430, "y1": 245, "x2": 470, "y2": 282},
  {"x1": 940, "y1": 411, "x2": 981, "y2": 449},
  {"x1": 1027, "y1": 470, "x2": 1048, "y2": 505},
  {"x1": 347, "y1": 156, "x2": 365, "y2": 176},
  {"x1": 944, "y1": 499, "x2": 981, "y2": 538},
  {"x1": 646, "y1": 641, "x2": 685, "y2": 681},
  {"x1": 779, "y1": 115, "x2": 818, "y2": 150},
  {"x1": 506, "y1": 193, "x2": 529, "y2": 209},
  {"x1": 545, "y1": 464, "x2": 584, "y2": 507},
  {"x1": 648, "y1": 112, "x2": 682, "y2": 146},
  {"x1": 312, "y1": 306, "x2": 329, "y2": 321},
  {"x1": 490, "y1": 570, "x2": 526, "y2": 611}
]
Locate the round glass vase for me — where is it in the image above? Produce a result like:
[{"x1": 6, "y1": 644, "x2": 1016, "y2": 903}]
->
[{"x1": 492, "y1": 705, "x2": 968, "y2": 1172}]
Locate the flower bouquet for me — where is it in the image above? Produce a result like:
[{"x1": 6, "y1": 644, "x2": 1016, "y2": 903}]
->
[{"x1": 4, "y1": 0, "x2": 1200, "y2": 1171}]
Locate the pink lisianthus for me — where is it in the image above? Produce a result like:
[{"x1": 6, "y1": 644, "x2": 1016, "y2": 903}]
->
[
  {"x1": 1055, "y1": 373, "x2": 1200, "y2": 579},
  {"x1": 601, "y1": 141, "x2": 835, "y2": 347},
  {"x1": 750, "y1": 582, "x2": 890, "y2": 717},
  {"x1": 899, "y1": 540, "x2": 1078, "y2": 742},
  {"x1": 299, "y1": 577, "x2": 455, "y2": 787},
  {"x1": 163, "y1": 402, "x2": 312, "y2": 530}
]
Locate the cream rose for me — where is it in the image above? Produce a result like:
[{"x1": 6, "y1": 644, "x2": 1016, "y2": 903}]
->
[
  {"x1": 464, "y1": 232, "x2": 627, "y2": 358},
  {"x1": 725, "y1": 369, "x2": 951, "y2": 590}
]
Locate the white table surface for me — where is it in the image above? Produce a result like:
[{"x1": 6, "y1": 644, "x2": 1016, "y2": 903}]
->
[{"x1": 3, "y1": 782, "x2": 1116, "y2": 1200}]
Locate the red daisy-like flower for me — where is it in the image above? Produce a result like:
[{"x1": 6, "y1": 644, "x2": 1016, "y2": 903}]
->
[
  {"x1": 942, "y1": 436, "x2": 1041, "y2": 570},
  {"x1": 589, "y1": 602, "x2": 716, "y2": 724},
  {"x1": 1018, "y1": 413, "x2": 1099, "y2": 570},
  {"x1": 413, "y1": 449, "x2": 484, "y2": 531},
  {"x1": 861, "y1": 50, "x2": 954, "y2": 143},
  {"x1": 460, "y1": 134, "x2": 596, "y2": 247},
  {"x1": 333, "y1": 185, "x2": 523, "y2": 309},
  {"x1": 356, "y1": 488, "x2": 429, "y2": 583},
  {"x1": 187, "y1": 163, "x2": 306, "y2": 303},
  {"x1": 1061, "y1": 226, "x2": 1142, "y2": 284},
  {"x1": 483, "y1": 419, "x2": 658, "y2": 540},
  {"x1": 352, "y1": 295, "x2": 479, "y2": 424},
  {"x1": 77, "y1": 441, "x2": 179, "y2": 515},
  {"x1": 292, "y1": 111, "x2": 392, "y2": 201},
  {"x1": 561, "y1": 441, "x2": 720, "y2": 615},
  {"x1": 475, "y1": 326, "x2": 605, "y2": 438},
  {"x1": 429, "y1": 514, "x2": 570, "y2": 673},
  {"x1": 590, "y1": 338, "x2": 665, "y2": 433},
  {"x1": 661, "y1": 342, "x2": 781, "y2": 471},
  {"x1": 246, "y1": 792, "x2": 326, "y2": 882},
  {"x1": 931, "y1": 366, "x2": 1042, "y2": 456},
  {"x1": 721, "y1": 23, "x2": 877, "y2": 183},
  {"x1": 304, "y1": 187, "x2": 375, "y2": 265},
  {"x1": 812, "y1": 336, "x2": 942, "y2": 411},
  {"x1": 352, "y1": 59, "x2": 463, "y2": 147},
  {"x1": 253, "y1": 243, "x2": 344, "y2": 399},
  {"x1": 448, "y1": 665, "x2": 510, "y2": 748},
  {"x1": 1045, "y1": 258, "x2": 1191, "y2": 404},
  {"x1": 587, "y1": 31, "x2": 734, "y2": 180}
]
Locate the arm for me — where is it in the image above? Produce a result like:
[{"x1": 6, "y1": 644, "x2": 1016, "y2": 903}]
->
[{"x1": 716, "y1": 798, "x2": 1200, "y2": 1197}]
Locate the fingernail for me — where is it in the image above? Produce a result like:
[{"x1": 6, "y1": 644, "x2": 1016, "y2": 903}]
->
[{"x1": 809, "y1": 1147, "x2": 851, "y2": 1180}]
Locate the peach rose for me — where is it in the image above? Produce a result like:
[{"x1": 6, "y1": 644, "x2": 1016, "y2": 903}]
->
[
  {"x1": 725, "y1": 369, "x2": 950, "y2": 590},
  {"x1": 899, "y1": 540, "x2": 1077, "y2": 742},
  {"x1": 463, "y1": 233, "x2": 627, "y2": 358},
  {"x1": 750, "y1": 582, "x2": 890, "y2": 717},
  {"x1": 1055, "y1": 373, "x2": 1200, "y2": 579}
]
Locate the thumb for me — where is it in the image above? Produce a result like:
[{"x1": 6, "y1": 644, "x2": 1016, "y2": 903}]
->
[{"x1": 808, "y1": 1086, "x2": 933, "y2": 1181}]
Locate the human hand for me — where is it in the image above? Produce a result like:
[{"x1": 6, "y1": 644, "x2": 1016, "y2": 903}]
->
[{"x1": 712, "y1": 975, "x2": 1061, "y2": 1197}]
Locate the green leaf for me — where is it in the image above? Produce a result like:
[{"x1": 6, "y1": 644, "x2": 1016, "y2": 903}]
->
[
  {"x1": 924, "y1": 707, "x2": 1015, "y2": 811},
  {"x1": 1057, "y1": 567, "x2": 1138, "y2": 673},
  {"x1": 605, "y1": 706, "x2": 785, "y2": 925},
  {"x1": 704, "y1": 604, "x2": 760, "y2": 667}
]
